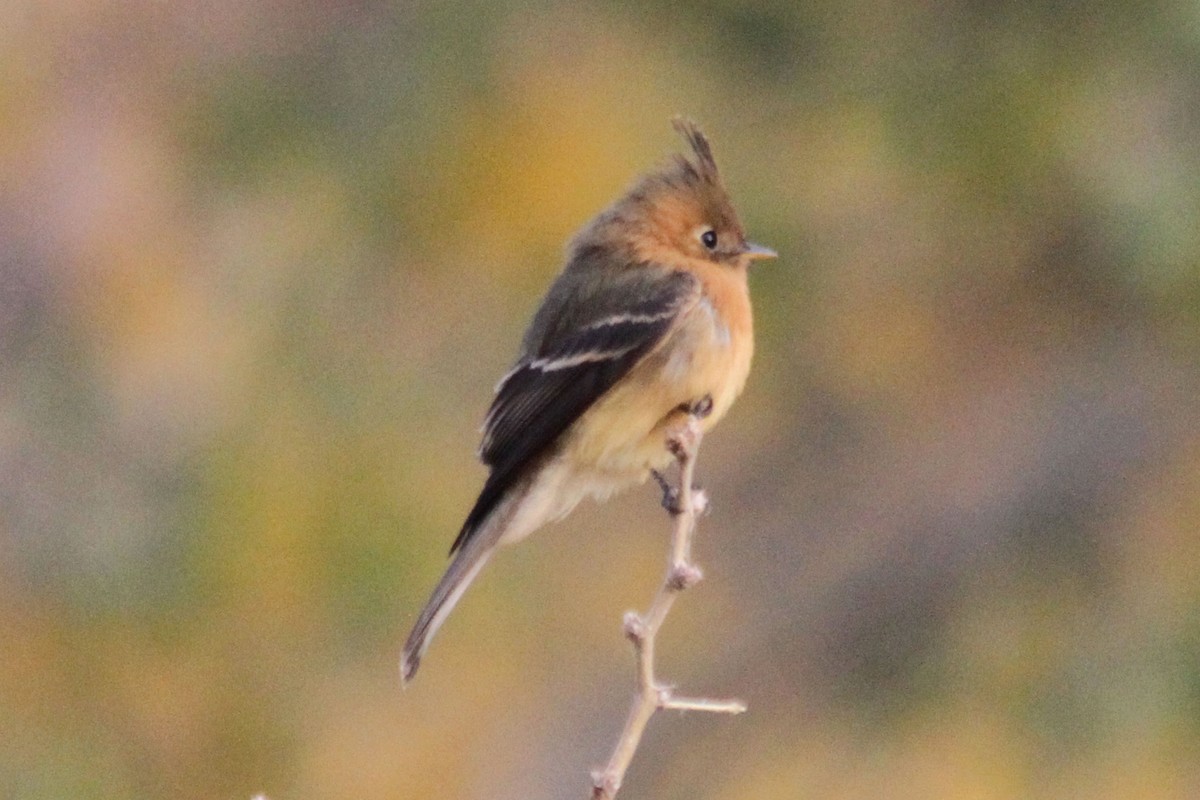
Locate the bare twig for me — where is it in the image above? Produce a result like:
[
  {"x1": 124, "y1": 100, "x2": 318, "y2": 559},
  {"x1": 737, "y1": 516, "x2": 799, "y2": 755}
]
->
[{"x1": 589, "y1": 414, "x2": 747, "y2": 800}]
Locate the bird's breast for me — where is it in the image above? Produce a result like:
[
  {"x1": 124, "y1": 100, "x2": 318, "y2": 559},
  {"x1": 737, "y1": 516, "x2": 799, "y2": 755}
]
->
[
  {"x1": 561, "y1": 267, "x2": 753, "y2": 481},
  {"x1": 666, "y1": 289, "x2": 753, "y2": 430}
]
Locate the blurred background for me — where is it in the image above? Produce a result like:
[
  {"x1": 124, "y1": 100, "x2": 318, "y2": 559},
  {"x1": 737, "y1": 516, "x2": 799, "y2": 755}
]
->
[{"x1": 3, "y1": 1, "x2": 1199, "y2": 798}]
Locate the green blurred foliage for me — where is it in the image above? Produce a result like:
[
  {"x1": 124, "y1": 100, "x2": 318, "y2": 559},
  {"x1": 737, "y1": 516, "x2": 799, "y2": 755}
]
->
[{"x1": 2, "y1": 1, "x2": 1199, "y2": 798}]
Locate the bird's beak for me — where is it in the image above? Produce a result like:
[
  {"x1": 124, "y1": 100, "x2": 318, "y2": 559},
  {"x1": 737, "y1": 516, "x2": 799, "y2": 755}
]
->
[{"x1": 742, "y1": 242, "x2": 778, "y2": 261}]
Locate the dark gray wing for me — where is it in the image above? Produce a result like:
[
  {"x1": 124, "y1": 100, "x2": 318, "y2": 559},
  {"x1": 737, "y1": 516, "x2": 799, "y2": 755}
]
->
[{"x1": 449, "y1": 268, "x2": 698, "y2": 554}]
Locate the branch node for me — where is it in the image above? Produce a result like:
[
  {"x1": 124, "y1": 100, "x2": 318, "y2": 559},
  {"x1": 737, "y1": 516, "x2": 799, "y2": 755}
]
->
[
  {"x1": 666, "y1": 562, "x2": 703, "y2": 591},
  {"x1": 590, "y1": 772, "x2": 618, "y2": 799},
  {"x1": 621, "y1": 612, "x2": 646, "y2": 643}
]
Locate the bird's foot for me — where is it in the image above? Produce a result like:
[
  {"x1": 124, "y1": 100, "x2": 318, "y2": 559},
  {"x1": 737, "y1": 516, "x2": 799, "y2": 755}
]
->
[
  {"x1": 666, "y1": 415, "x2": 702, "y2": 462},
  {"x1": 688, "y1": 394, "x2": 714, "y2": 419},
  {"x1": 673, "y1": 393, "x2": 713, "y2": 421},
  {"x1": 651, "y1": 469, "x2": 682, "y2": 515},
  {"x1": 651, "y1": 469, "x2": 708, "y2": 516}
]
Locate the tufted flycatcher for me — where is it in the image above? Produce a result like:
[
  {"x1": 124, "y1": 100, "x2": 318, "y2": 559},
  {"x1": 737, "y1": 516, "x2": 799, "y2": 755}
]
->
[{"x1": 401, "y1": 118, "x2": 775, "y2": 684}]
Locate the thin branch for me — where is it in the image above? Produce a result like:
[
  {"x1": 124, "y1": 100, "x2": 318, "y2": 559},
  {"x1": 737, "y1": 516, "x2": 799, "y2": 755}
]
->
[
  {"x1": 589, "y1": 414, "x2": 746, "y2": 800},
  {"x1": 661, "y1": 695, "x2": 748, "y2": 714}
]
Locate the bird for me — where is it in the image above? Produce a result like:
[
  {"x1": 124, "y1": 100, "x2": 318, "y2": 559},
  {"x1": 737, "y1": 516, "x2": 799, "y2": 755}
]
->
[{"x1": 401, "y1": 118, "x2": 775, "y2": 684}]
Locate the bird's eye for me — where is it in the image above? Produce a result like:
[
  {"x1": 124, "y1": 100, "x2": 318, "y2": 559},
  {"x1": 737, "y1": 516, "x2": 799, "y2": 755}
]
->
[{"x1": 700, "y1": 229, "x2": 718, "y2": 250}]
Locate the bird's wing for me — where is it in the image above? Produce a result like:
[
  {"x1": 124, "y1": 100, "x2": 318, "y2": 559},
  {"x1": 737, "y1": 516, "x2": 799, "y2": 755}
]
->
[{"x1": 449, "y1": 268, "x2": 699, "y2": 554}]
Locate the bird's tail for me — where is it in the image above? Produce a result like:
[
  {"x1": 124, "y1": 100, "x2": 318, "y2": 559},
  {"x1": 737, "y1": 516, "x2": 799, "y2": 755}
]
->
[
  {"x1": 400, "y1": 478, "x2": 529, "y2": 685},
  {"x1": 400, "y1": 534, "x2": 493, "y2": 685}
]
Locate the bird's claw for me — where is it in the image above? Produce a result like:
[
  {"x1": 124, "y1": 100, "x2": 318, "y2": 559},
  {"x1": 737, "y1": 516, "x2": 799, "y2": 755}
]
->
[
  {"x1": 651, "y1": 469, "x2": 707, "y2": 516},
  {"x1": 666, "y1": 419, "x2": 702, "y2": 461},
  {"x1": 665, "y1": 394, "x2": 711, "y2": 458},
  {"x1": 651, "y1": 469, "x2": 682, "y2": 515}
]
